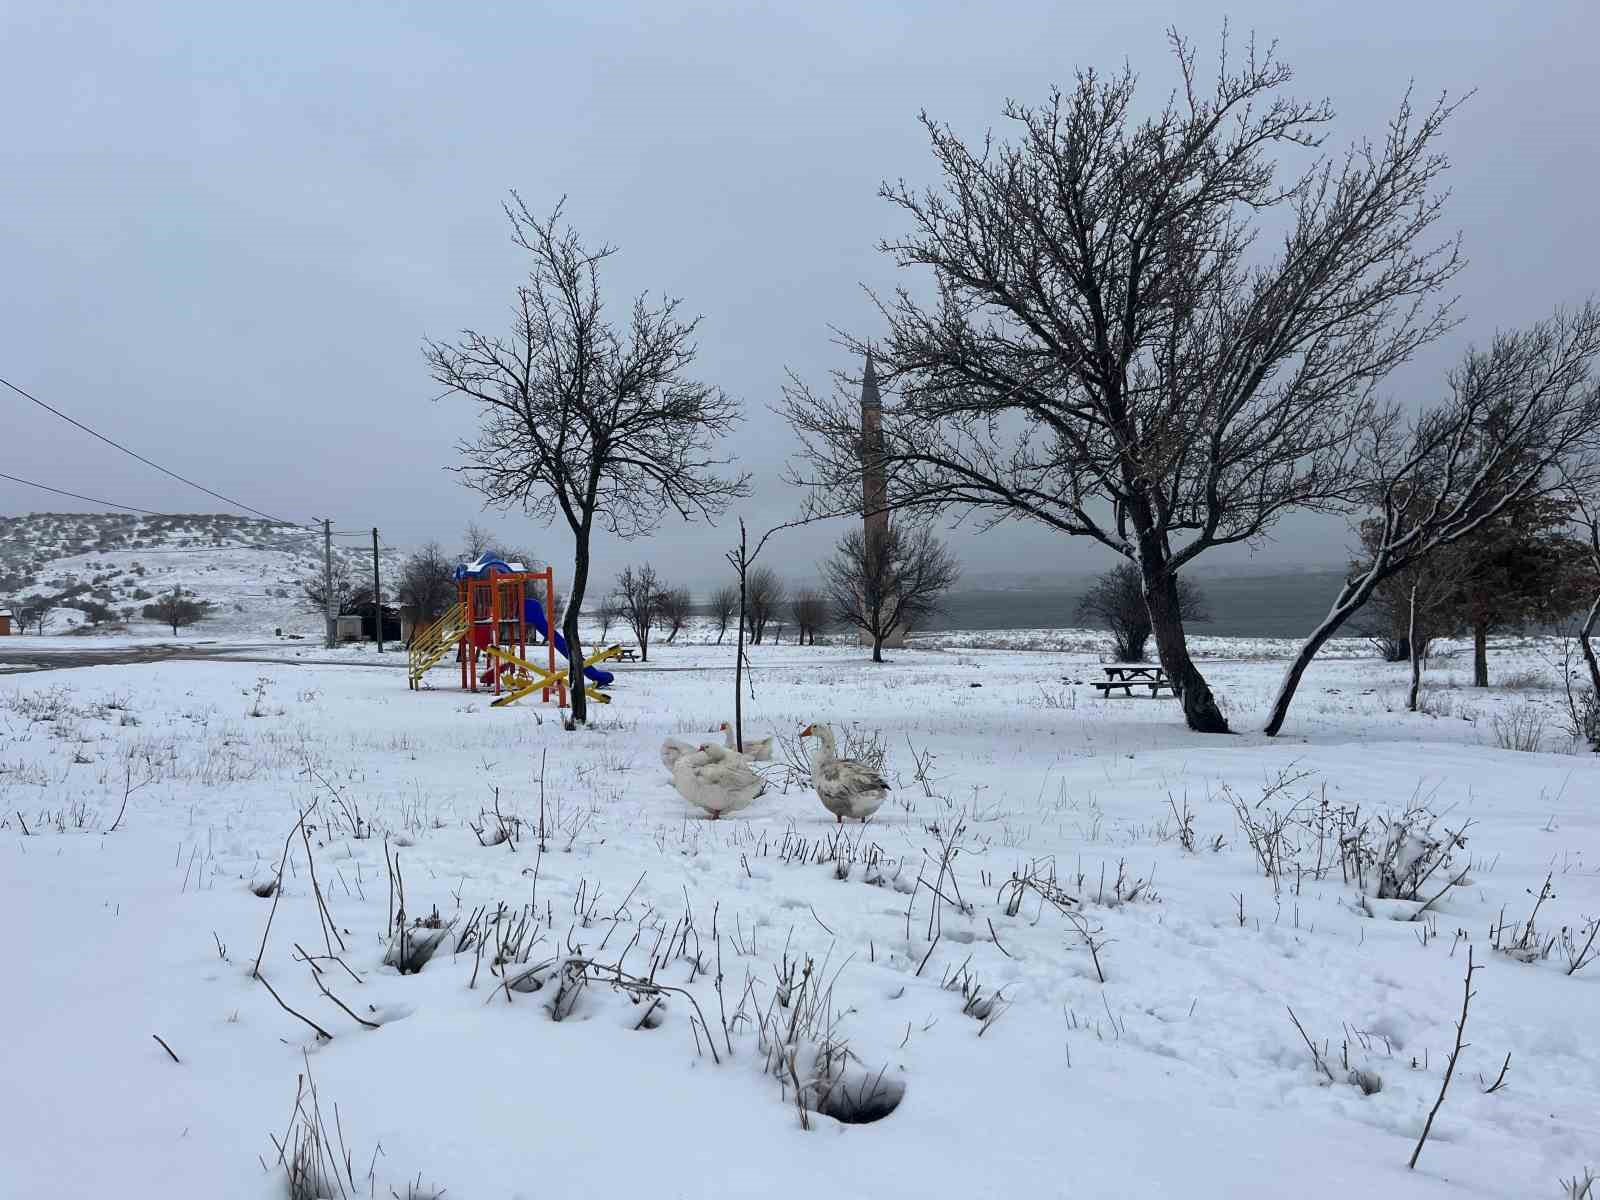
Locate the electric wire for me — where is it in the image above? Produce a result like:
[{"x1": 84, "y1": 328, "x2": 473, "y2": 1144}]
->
[{"x1": 1, "y1": 374, "x2": 315, "y2": 528}]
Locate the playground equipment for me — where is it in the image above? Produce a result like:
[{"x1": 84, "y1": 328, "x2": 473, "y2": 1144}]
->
[{"x1": 406, "y1": 555, "x2": 620, "y2": 707}]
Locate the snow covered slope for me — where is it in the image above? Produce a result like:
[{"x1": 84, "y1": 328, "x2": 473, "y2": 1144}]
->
[{"x1": 0, "y1": 511, "x2": 404, "y2": 639}]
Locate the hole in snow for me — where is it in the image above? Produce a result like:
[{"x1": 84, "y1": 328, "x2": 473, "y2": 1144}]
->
[{"x1": 814, "y1": 1064, "x2": 906, "y2": 1126}]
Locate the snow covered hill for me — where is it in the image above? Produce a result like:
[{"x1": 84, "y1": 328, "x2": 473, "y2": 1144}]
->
[{"x1": 0, "y1": 511, "x2": 405, "y2": 640}]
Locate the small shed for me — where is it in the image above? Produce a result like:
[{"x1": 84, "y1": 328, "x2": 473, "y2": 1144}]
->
[
  {"x1": 335, "y1": 614, "x2": 364, "y2": 643},
  {"x1": 0, "y1": 609, "x2": 11, "y2": 636}
]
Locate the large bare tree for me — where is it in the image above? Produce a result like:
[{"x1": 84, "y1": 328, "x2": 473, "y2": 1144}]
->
[
  {"x1": 427, "y1": 196, "x2": 748, "y2": 723},
  {"x1": 784, "y1": 32, "x2": 1462, "y2": 732},
  {"x1": 613, "y1": 563, "x2": 663, "y2": 662},
  {"x1": 396, "y1": 541, "x2": 456, "y2": 627},
  {"x1": 1265, "y1": 305, "x2": 1600, "y2": 734},
  {"x1": 823, "y1": 524, "x2": 960, "y2": 662}
]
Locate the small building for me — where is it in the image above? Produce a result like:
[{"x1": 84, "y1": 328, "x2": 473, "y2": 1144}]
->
[
  {"x1": 0, "y1": 609, "x2": 11, "y2": 636},
  {"x1": 359, "y1": 605, "x2": 403, "y2": 643},
  {"x1": 335, "y1": 614, "x2": 364, "y2": 643}
]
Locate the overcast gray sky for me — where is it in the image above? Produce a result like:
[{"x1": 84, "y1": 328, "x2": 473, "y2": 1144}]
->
[{"x1": 3, "y1": 1, "x2": 1595, "y2": 589}]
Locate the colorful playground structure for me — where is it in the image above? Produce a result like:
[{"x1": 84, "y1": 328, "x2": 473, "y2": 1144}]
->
[{"x1": 406, "y1": 556, "x2": 621, "y2": 708}]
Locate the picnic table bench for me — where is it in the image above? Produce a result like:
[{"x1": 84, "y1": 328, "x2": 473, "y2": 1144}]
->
[{"x1": 1092, "y1": 665, "x2": 1178, "y2": 698}]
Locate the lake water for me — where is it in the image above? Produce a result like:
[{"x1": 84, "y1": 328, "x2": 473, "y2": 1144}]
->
[{"x1": 922, "y1": 572, "x2": 1350, "y2": 639}]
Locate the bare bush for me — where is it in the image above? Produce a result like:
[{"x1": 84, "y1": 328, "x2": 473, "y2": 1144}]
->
[
  {"x1": 1225, "y1": 771, "x2": 1470, "y2": 913},
  {"x1": 1491, "y1": 706, "x2": 1547, "y2": 753}
]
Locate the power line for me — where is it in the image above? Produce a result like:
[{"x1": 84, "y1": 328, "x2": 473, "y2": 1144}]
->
[
  {"x1": 1, "y1": 374, "x2": 314, "y2": 528},
  {"x1": 0, "y1": 470, "x2": 173, "y2": 516}
]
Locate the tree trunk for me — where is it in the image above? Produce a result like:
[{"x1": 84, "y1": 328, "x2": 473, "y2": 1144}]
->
[
  {"x1": 565, "y1": 535, "x2": 591, "y2": 725},
  {"x1": 639, "y1": 629, "x2": 649, "y2": 663},
  {"x1": 1407, "y1": 584, "x2": 1422, "y2": 713},
  {"x1": 1580, "y1": 593, "x2": 1600, "y2": 695},
  {"x1": 1142, "y1": 564, "x2": 1229, "y2": 733},
  {"x1": 872, "y1": 634, "x2": 884, "y2": 663},
  {"x1": 733, "y1": 559, "x2": 746, "y2": 753},
  {"x1": 1264, "y1": 564, "x2": 1391, "y2": 736},
  {"x1": 1129, "y1": 631, "x2": 1150, "y2": 662},
  {"x1": 1472, "y1": 620, "x2": 1489, "y2": 687}
]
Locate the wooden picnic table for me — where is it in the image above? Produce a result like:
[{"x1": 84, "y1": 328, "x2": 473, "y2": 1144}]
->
[
  {"x1": 1101, "y1": 665, "x2": 1167, "y2": 682},
  {"x1": 1092, "y1": 664, "x2": 1178, "y2": 698},
  {"x1": 614, "y1": 647, "x2": 641, "y2": 662}
]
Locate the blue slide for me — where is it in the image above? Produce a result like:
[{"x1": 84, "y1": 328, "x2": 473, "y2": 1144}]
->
[{"x1": 524, "y1": 600, "x2": 615, "y2": 687}]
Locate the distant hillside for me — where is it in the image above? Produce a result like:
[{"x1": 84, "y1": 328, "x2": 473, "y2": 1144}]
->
[{"x1": 0, "y1": 512, "x2": 404, "y2": 639}]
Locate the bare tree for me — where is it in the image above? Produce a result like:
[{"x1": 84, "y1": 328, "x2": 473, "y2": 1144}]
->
[
  {"x1": 709, "y1": 583, "x2": 739, "y2": 644},
  {"x1": 396, "y1": 542, "x2": 457, "y2": 628},
  {"x1": 427, "y1": 195, "x2": 749, "y2": 723},
  {"x1": 659, "y1": 585, "x2": 693, "y2": 643},
  {"x1": 1569, "y1": 467, "x2": 1600, "y2": 703},
  {"x1": 147, "y1": 587, "x2": 211, "y2": 635},
  {"x1": 300, "y1": 559, "x2": 357, "y2": 617},
  {"x1": 724, "y1": 518, "x2": 810, "y2": 752},
  {"x1": 745, "y1": 566, "x2": 786, "y2": 645},
  {"x1": 824, "y1": 524, "x2": 960, "y2": 662},
  {"x1": 461, "y1": 522, "x2": 496, "y2": 562},
  {"x1": 613, "y1": 564, "x2": 663, "y2": 662},
  {"x1": 1351, "y1": 515, "x2": 1468, "y2": 664},
  {"x1": 1266, "y1": 306, "x2": 1600, "y2": 734},
  {"x1": 18, "y1": 600, "x2": 53, "y2": 635},
  {"x1": 1075, "y1": 563, "x2": 1209, "y2": 662},
  {"x1": 790, "y1": 586, "x2": 828, "y2": 645},
  {"x1": 784, "y1": 33, "x2": 1462, "y2": 732},
  {"x1": 594, "y1": 593, "x2": 620, "y2": 644}
]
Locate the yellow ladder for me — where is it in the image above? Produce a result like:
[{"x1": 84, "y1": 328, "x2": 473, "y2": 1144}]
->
[{"x1": 407, "y1": 602, "x2": 468, "y2": 689}]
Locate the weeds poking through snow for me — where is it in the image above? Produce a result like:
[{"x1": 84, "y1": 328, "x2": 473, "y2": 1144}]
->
[
  {"x1": 1492, "y1": 871, "x2": 1558, "y2": 962},
  {"x1": 1409, "y1": 946, "x2": 1480, "y2": 1171},
  {"x1": 1480, "y1": 1052, "x2": 1512, "y2": 1094},
  {"x1": 1564, "y1": 917, "x2": 1600, "y2": 975},
  {"x1": 1491, "y1": 705, "x2": 1548, "y2": 753},
  {"x1": 1168, "y1": 794, "x2": 1196, "y2": 852},
  {"x1": 385, "y1": 908, "x2": 454, "y2": 975},
  {"x1": 268, "y1": 1058, "x2": 367, "y2": 1200}
]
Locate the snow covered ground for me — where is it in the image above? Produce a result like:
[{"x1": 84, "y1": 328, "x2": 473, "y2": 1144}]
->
[{"x1": 1, "y1": 639, "x2": 1596, "y2": 1198}]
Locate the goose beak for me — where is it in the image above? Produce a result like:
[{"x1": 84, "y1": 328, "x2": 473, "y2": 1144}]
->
[{"x1": 799, "y1": 724, "x2": 814, "y2": 737}]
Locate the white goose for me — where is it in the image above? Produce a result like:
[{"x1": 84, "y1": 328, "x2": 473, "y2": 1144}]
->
[
  {"x1": 660, "y1": 737, "x2": 700, "y2": 773},
  {"x1": 717, "y1": 721, "x2": 774, "y2": 762},
  {"x1": 800, "y1": 723, "x2": 890, "y2": 824},
  {"x1": 671, "y1": 743, "x2": 766, "y2": 820}
]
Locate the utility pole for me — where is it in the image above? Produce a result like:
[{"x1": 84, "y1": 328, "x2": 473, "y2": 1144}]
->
[
  {"x1": 372, "y1": 527, "x2": 383, "y2": 653},
  {"x1": 322, "y1": 518, "x2": 335, "y2": 649}
]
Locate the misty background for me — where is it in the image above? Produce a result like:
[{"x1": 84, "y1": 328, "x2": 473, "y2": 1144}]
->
[{"x1": 3, "y1": 1, "x2": 1595, "y2": 595}]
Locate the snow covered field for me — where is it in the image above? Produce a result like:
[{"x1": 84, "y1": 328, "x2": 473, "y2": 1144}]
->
[{"x1": 1, "y1": 640, "x2": 1596, "y2": 1198}]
